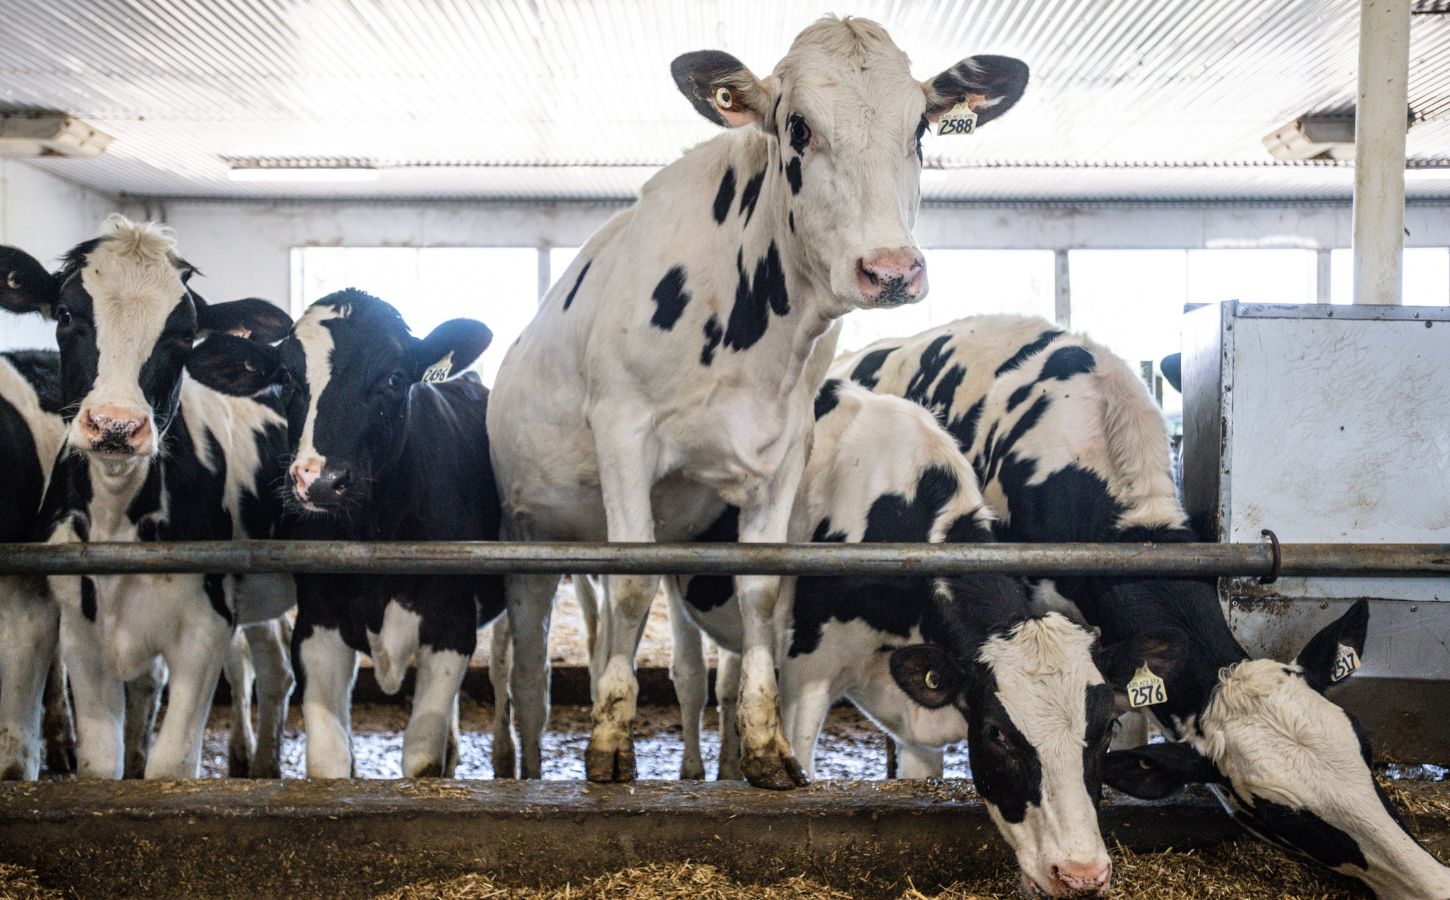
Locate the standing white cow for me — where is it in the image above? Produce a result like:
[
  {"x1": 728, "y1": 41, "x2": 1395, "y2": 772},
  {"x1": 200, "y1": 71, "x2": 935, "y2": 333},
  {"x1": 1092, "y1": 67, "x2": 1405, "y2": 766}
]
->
[{"x1": 488, "y1": 16, "x2": 1028, "y2": 787}]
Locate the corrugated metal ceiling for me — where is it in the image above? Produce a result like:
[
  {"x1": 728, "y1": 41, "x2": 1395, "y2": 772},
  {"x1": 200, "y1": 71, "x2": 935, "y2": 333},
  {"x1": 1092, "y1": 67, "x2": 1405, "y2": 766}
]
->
[{"x1": 2, "y1": 0, "x2": 1448, "y2": 202}]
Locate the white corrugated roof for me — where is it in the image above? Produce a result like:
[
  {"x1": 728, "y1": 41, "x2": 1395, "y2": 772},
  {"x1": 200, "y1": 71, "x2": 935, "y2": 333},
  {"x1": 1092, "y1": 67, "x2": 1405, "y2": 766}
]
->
[{"x1": 3, "y1": 0, "x2": 1448, "y2": 201}]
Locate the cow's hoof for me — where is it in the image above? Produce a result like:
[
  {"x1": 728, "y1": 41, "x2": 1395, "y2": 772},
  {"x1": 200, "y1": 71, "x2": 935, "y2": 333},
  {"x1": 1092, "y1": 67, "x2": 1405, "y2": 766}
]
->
[
  {"x1": 249, "y1": 758, "x2": 282, "y2": 779},
  {"x1": 409, "y1": 761, "x2": 443, "y2": 778},
  {"x1": 228, "y1": 747, "x2": 250, "y2": 778},
  {"x1": 741, "y1": 749, "x2": 807, "y2": 791},
  {"x1": 491, "y1": 746, "x2": 517, "y2": 779},
  {"x1": 680, "y1": 760, "x2": 706, "y2": 781},
  {"x1": 716, "y1": 759, "x2": 744, "y2": 781},
  {"x1": 585, "y1": 741, "x2": 637, "y2": 783},
  {"x1": 45, "y1": 740, "x2": 76, "y2": 775}
]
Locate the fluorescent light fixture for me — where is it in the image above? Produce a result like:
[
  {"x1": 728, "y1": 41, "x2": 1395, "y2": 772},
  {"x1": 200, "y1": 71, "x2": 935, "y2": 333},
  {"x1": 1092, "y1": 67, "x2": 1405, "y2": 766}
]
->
[
  {"x1": 228, "y1": 165, "x2": 379, "y2": 182},
  {"x1": 1263, "y1": 116, "x2": 1356, "y2": 161},
  {"x1": 0, "y1": 112, "x2": 112, "y2": 158}
]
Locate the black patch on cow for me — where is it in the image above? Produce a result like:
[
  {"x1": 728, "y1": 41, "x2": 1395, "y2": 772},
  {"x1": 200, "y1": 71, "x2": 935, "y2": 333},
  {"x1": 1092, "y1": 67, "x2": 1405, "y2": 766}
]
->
[
  {"x1": 712, "y1": 167, "x2": 737, "y2": 224},
  {"x1": 1007, "y1": 345, "x2": 1096, "y2": 411},
  {"x1": 739, "y1": 168, "x2": 766, "y2": 224},
  {"x1": 0, "y1": 364, "x2": 52, "y2": 543},
  {"x1": 966, "y1": 684, "x2": 1044, "y2": 823},
  {"x1": 814, "y1": 379, "x2": 842, "y2": 420},
  {"x1": 563, "y1": 260, "x2": 592, "y2": 311},
  {"x1": 681, "y1": 507, "x2": 741, "y2": 613},
  {"x1": 722, "y1": 243, "x2": 789, "y2": 352},
  {"x1": 788, "y1": 211, "x2": 795, "y2": 233},
  {"x1": 80, "y1": 576, "x2": 97, "y2": 622},
  {"x1": 649, "y1": 266, "x2": 691, "y2": 331},
  {"x1": 204, "y1": 573, "x2": 233, "y2": 626},
  {"x1": 700, "y1": 315, "x2": 723, "y2": 366},
  {"x1": 2, "y1": 350, "x2": 62, "y2": 413},
  {"x1": 785, "y1": 157, "x2": 802, "y2": 194},
  {"x1": 904, "y1": 336, "x2": 954, "y2": 406},
  {"x1": 848, "y1": 347, "x2": 896, "y2": 389},
  {"x1": 978, "y1": 394, "x2": 1052, "y2": 489},
  {"x1": 944, "y1": 397, "x2": 985, "y2": 452},
  {"x1": 994, "y1": 329, "x2": 1063, "y2": 376},
  {"x1": 1231, "y1": 793, "x2": 1369, "y2": 872},
  {"x1": 1082, "y1": 682, "x2": 1115, "y2": 800},
  {"x1": 915, "y1": 115, "x2": 928, "y2": 163}
]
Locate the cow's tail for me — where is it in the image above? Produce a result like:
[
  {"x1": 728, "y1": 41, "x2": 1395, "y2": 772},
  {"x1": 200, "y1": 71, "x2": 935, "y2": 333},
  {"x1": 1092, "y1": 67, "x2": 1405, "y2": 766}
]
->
[{"x1": 1086, "y1": 337, "x2": 1186, "y2": 531}]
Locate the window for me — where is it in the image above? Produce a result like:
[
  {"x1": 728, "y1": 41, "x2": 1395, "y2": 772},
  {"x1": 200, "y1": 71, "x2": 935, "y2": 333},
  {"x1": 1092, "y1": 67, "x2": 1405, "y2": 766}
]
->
[
  {"x1": 1329, "y1": 248, "x2": 1450, "y2": 305},
  {"x1": 836, "y1": 250, "x2": 1055, "y2": 353},
  {"x1": 293, "y1": 247, "x2": 539, "y2": 386}
]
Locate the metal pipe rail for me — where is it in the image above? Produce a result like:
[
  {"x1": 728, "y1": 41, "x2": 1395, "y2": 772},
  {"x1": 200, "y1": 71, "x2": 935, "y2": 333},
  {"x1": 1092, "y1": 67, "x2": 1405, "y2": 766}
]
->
[{"x1": 0, "y1": 541, "x2": 1445, "y2": 579}]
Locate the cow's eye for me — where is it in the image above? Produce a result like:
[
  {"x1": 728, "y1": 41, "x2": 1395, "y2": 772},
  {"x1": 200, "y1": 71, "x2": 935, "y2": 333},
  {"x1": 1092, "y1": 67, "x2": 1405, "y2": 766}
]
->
[
  {"x1": 788, "y1": 115, "x2": 811, "y2": 153},
  {"x1": 55, "y1": 304, "x2": 72, "y2": 327},
  {"x1": 387, "y1": 371, "x2": 406, "y2": 389}
]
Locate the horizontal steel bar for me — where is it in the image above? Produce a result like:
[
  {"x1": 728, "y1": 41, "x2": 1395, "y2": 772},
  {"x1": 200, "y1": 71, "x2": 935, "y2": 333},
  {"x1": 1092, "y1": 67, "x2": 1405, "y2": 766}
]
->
[{"x1": 0, "y1": 541, "x2": 1445, "y2": 578}]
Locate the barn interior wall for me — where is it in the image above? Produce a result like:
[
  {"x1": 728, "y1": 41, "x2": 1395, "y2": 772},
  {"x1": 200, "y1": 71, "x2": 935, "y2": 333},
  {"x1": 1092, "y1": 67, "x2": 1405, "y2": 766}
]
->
[
  {"x1": 140, "y1": 198, "x2": 1450, "y2": 308},
  {"x1": 0, "y1": 159, "x2": 124, "y2": 351}
]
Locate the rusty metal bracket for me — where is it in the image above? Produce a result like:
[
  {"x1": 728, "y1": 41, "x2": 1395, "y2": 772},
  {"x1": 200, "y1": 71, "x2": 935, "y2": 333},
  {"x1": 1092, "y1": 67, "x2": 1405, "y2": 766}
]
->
[{"x1": 1258, "y1": 529, "x2": 1282, "y2": 585}]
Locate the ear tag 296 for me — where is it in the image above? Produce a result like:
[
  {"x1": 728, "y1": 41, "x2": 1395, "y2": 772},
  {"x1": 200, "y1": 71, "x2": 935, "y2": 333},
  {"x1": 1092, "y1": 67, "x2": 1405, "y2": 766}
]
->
[
  {"x1": 936, "y1": 102, "x2": 978, "y2": 137},
  {"x1": 421, "y1": 352, "x2": 454, "y2": 384},
  {"x1": 1331, "y1": 644, "x2": 1361, "y2": 684},
  {"x1": 1127, "y1": 663, "x2": 1167, "y2": 708}
]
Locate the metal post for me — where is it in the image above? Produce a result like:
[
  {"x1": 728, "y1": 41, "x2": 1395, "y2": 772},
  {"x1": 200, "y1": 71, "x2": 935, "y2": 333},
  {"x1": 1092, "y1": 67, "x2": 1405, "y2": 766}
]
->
[
  {"x1": 1315, "y1": 248, "x2": 1333, "y2": 303},
  {"x1": 1351, "y1": 0, "x2": 1412, "y2": 306},
  {"x1": 536, "y1": 247, "x2": 552, "y2": 304},
  {"x1": 1053, "y1": 249, "x2": 1071, "y2": 327}
]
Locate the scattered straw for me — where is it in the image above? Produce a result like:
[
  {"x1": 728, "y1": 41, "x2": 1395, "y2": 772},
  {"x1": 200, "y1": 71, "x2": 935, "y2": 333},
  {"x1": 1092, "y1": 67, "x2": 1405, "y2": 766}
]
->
[
  {"x1": 376, "y1": 862, "x2": 854, "y2": 899},
  {"x1": 0, "y1": 862, "x2": 62, "y2": 899}
]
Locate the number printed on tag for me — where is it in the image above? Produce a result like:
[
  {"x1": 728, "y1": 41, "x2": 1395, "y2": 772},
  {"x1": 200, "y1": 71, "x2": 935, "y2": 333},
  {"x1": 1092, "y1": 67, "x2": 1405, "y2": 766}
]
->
[
  {"x1": 1126, "y1": 663, "x2": 1167, "y2": 708},
  {"x1": 935, "y1": 102, "x2": 978, "y2": 137},
  {"x1": 1331, "y1": 644, "x2": 1361, "y2": 683},
  {"x1": 421, "y1": 352, "x2": 454, "y2": 384}
]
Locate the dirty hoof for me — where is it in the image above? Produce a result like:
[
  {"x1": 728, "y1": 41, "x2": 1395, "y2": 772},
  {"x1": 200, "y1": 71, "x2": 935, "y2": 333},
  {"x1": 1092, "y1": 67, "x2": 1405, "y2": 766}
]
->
[
  {"x1": 249, "y1": 759, "x2": 282, "y2": 779},
  {"x1": 716, "y1": 759, "x2": 744, "y2": 781},
  {"x1": 228, "y1": 748, "x2": 250, "y2": 779},
  {"x1": 585, "y1": 741, "x2": 637, "y2": 783},
  {"x1": 492, "y1": 746, "x2": 517, "y2": 779},
  {"x1": 409, "y1": 761, "x2": 444, "y2": 778},
  {"x1": 741, "y1": 750, "x2": 808, "y2": 790},
  {"x1": 680, "y1": 761, "x2": 706, "y2": 781},
  {"x1": 44, "y1": 738, "x2": 75, "y2": 776}
]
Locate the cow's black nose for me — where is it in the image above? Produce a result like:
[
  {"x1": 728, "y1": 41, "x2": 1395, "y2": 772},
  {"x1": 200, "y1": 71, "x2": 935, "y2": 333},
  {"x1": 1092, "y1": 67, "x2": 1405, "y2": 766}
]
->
[{"x1": 307, "y1": 466, "x2": 352, "y2": 506}]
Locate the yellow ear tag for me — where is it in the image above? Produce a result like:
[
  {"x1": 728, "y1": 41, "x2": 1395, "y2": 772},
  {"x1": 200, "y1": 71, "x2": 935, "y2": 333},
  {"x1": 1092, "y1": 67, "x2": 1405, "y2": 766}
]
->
[
  {"x1": 936, "y1": 102, "x2": 978, "y2": 137},
  {"x1": 421, "y1": 352, "x2": 454, "y2": 384},
  {"x1": 1331, "y1": 644, "x2": 1361, "y2": 684},
  {"x1": 1127, "y1": 663, "x2": 1167, "y2": 708},
  {"x1": 923, "y1": 670, "x2": 941, "y2": 690}
]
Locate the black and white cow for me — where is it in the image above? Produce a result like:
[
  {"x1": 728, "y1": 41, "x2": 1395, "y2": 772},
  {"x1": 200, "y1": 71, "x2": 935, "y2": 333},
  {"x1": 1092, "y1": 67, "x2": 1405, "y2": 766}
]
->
[
  {"x1": 0, "y1": 348, "x2": 67, "y2": 780},
  {"x1": 837, "y1": 315, "x2": 1450, "y2": 899},
  {"x1": 0, "y1": 216, "x2": 296, "y2": 780},
  {"x1": 672, "y1": 379, "x2": 1115, "y2": 897},
  {"x1": 188, "y1": 289, "x2": 504, "y2": 778},
  {"x1": 488, "y1": 16, "x2": 1028, "y2": 788}
]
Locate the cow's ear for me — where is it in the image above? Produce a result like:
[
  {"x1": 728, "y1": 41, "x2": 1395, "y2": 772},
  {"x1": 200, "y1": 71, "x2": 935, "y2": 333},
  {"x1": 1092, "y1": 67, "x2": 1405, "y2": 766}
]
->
[
  {"x1": 0, "y1": 246, "x2": 60, "y2": 318},
  {"x1": 195, "y1": 296, "x2": 293, "y2": 343},
  {"x1": 186, "y1": 334, "x2": 284, "y2": 397},
  {"x1": 1096, "y1": 627, "x2": 1188, "y2": 712},
  {"x1": 1103, "y1": 742, "x2": 1222, "y2": 800},
  {"x1": 671, "y1": 51, "x2": 774, "y2": 129},
  {"x1": 407, "y1": 318, "x2": 493, "y2": 383},
  {"x1": 890, "y1": 644, "x2": 966, "y2": 710},
  {"x1": 1295, "y1": 599, "x2": 1370, "y2": 693},
  {"x1": 922, "y1": 55, "x2": 1029, "y2": 126}
]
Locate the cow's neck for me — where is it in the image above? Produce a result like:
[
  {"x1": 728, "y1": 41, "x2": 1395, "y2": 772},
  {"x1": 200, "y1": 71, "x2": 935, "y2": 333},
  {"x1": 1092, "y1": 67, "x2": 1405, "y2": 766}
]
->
[{"x1": 85, "y1": 453, "x2": 154, "y2": 536}]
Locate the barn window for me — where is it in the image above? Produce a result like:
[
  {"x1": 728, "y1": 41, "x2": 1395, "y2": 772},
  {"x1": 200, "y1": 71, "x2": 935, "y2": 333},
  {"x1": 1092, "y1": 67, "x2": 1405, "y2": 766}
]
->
[
  {"x1": 1329, "y1": 248, "x2": 1450, "y2": 305},
  {"x1": 292, "y1": 246, "x2": 539, "y2": 386}
]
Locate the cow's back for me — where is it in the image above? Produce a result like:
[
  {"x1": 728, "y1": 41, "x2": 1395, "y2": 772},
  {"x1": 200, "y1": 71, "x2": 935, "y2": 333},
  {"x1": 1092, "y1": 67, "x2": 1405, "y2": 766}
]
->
[
  {"x1": 0, "y1": 351, "x2": 65, "y2": 543},
  {"x1": 832, "y1": 315, "x2": 1183, "y2": 541}
]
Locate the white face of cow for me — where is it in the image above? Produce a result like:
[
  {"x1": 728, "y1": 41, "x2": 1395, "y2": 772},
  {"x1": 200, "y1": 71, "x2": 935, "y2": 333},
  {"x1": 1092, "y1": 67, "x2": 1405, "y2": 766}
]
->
[
  {"x1": 894, "y1": 610, "x2": 1114, "y2": 897},
  {"x1": 671, "y1": 17, "x2": 1027, "y2": 314}
]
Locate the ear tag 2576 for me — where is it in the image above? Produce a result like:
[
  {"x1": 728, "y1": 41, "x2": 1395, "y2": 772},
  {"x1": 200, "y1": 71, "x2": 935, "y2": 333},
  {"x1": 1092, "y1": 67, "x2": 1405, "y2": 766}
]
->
[
  {"x1": 936, "y1": 102, "x2": 978, "y2": 137},
  {"x1": 1127, "y1": 663, "x2": 1167, "y2": 708},
  {"x1": 1331, "y1": 644, "x2": 1361, "y2": 684},
  {"x1": 421, "y1": 352, "x2": 454, "y2": 384}
]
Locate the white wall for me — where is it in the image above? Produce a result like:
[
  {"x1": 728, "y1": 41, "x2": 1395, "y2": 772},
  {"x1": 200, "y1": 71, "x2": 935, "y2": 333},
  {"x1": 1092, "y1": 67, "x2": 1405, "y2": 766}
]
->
[
  {"x1": 0, "y1": 159, "x2": 124, "y2": 350},
  {"x1": 145, "y1": 197, "x2": 1450, "y2": 307}
]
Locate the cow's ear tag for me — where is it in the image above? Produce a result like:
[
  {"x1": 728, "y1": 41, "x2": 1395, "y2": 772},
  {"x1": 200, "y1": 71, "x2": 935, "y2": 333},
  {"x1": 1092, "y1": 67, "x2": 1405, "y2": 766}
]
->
[
  {"x1": 1331, "y1": 644, "x2": 1361, "y2": 684},
  {"x1": 1127, "y1": 663, "x2": 1167, "y2": 708},
  {"x1": 421, "y1": 352, "x2": 454, "y2": 384},
  {"x1": 936, "y1": 102, "x2": 978, "y2": 137},
  {"x1": 923, "y1": 670, "x2": 941, "y2": 690}
]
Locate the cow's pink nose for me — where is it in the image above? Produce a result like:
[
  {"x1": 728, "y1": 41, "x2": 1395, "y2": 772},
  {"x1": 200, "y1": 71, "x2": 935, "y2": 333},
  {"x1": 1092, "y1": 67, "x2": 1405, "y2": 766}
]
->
[
  {"x1": 292, "y1": 459, "x2": 323, "y2": 500},
  {"x1": 855, "y1": 249, "x2": 925, "y2": 305},
  {"x1": 82, "y1": 405, "x2": 150, "y2": 452},
  {"x1": 1052, "y1": 860, "x2": 1111, "y2": 896}
]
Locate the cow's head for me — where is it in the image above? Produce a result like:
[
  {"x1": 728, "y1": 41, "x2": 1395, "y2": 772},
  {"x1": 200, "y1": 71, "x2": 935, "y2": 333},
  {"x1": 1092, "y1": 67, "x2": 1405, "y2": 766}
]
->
[
  {"x1": 893, "y1": 594, "x2": 1114, "y2": 897},
  {"x1": 672, "y1": 17, "x2": 1027, "y2": 313},
  {"x1": 0, "y1": 216, "x2": 290, "y2": 461},
  {"x1": 187, "y1": 289, "x2": 491, "y2": 514},
  {"x1": 1102, "y1": 601, "x2": 1450, "y2": 899}
]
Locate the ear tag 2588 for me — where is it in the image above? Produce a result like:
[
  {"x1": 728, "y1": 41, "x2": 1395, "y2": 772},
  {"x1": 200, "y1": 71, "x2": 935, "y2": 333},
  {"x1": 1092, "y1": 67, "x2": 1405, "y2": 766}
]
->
[
  {"x1": 421, "y1": 352, "x2": 454, "y2": 384},
  {"x1": 1127, "y1": 663, "x2": 1167, "y2": 708},
  {"x1": 1331, "y1": 644, "x2": 1361, "y2": 684},
  {"x1": 936, "y1": 102, "x2": 978, "y2": 137}
]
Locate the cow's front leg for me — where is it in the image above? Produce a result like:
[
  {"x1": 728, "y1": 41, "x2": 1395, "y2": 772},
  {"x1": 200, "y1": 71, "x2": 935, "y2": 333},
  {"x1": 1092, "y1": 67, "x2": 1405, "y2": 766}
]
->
[
  {"x1": 54, "y1": 580, "x2": 125, "y2": 779},
  {"x1": 665, "y1": 579, "x2": 707, "y2": 781},
  {"x1": 221, "y1": 629, "x2": 256, "y2": 777},
  {"x1": 298, "y1": 623, "x2": 357, "y2": 779},
  {"x1": 146, "y1": 611, "x2": 229, "y2": 778},
  {"x1": 487, "y1": 615, "x2": 515, "y2": 778},
  {"x1": 42, "y1": 651, "x2": 76, "y2": 776},
  {"x1": 716, "y1": 649, "x2": 742, "y2": 780},
  {"x1": 503, "y1": 571, "x2": 557, "y2": 779},
  {"x1": 244, "y1": 618, "x2": 293, "y2": 778},
  {"x1": 0, "y1": 577, "x2": 59, "y2": 780},
  {"x1": 403, "y1": 604, "x2": 474, "y2": 778},
  {"x1": 734, "y1": 457, "x2": 809, "y2": 790},
  {"x1": 123, "y1": 658, "x2": 165, "y2": 778}
]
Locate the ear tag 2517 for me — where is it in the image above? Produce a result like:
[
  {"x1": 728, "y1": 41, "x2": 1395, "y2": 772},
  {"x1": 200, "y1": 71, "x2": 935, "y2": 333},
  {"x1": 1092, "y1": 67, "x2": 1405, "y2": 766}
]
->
[
  {"x1": 936, "y1": 102, "x2": 978, "y2": 137},
  {"x1": 421, "y1": 352, "x2": 454, "y2": 384},
  {"x1": 1331, "y1": 644, "x2": 1361, "y2": 684},
  {"x1": 1127, "y1": 663, "x2": 1167, "y2": 708}
]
